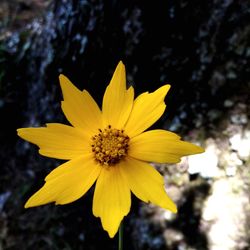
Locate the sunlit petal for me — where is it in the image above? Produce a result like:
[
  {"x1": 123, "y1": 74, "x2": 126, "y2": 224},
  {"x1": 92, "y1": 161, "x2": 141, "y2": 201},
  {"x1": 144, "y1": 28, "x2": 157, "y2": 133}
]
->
[
  {"x1": 102, "y1": 61, "x2": 134, "y2": 128},
  {"x1": 59, "y1": 74, "x2": 102, "y2": 133},
  {"x1": 129, "y1": 129, "x2": 204, "y2": 163},
  {"x1": 124, "y1": 85, "x2": 170, "y2": 137},
  {"x1": 25, "y1": 154, "x2": 101, "y2": 207},
  {"x1": 93, "y1": 165, "x2": 131, "y2": 238},
  {"x1": 120, "y1": 157, "x2": 177, "y2": 212},
  {"x1": 17, "y1": 123, "x2": 90, "y2": 160}
]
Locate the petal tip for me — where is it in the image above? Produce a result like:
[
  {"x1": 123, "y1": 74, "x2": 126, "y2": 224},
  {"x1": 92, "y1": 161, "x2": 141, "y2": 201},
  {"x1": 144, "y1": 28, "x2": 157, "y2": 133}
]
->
[
  {"x1": 171, "y1": 204, "x2": 178, "y2": 214},
  {"x1": 198, "y1": 147, "x2": 205, "y2": 153},
  {"x1": 16, "y1": 128, "x2": 28, "y2": 139},
  {"x1": 114, "y1": 61, "x2": 125, "y2": 75},
  {"x1": 59, "y1": 74, "x2": 73, "y2": 92},
  {"x1": 161, "y1": 84, "x2": 171, "y2": 95},
  {"x1": 59, "y1": 74, "x2": 66, "y2": 80},
  {"x1": 107, "y1": 230, "x2": 116, "y2": 238},
  {"x1": 59, "y1": 74, "x2": 68, "y2": 87},
  {"x1": 24, "y1": 200, "x2": 32, "y2": 209},
  {"x1": 117, "y1": 60, "x2": 124, "y2": 67},
  {"x1": 193, "y1": 145, "x2": 205, "y2": 154}
]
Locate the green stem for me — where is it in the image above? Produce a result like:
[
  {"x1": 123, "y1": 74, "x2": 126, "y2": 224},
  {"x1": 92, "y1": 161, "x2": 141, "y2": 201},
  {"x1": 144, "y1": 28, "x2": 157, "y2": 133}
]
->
[{"x1": 118, "y1": 221, "x2": 123, "y2": 250}]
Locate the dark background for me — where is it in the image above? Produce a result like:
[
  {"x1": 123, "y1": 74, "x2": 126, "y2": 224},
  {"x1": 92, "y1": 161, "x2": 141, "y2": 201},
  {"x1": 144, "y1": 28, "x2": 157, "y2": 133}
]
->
[{"x1": 0, "y1": 0, "x2": 250, "y2": 249}]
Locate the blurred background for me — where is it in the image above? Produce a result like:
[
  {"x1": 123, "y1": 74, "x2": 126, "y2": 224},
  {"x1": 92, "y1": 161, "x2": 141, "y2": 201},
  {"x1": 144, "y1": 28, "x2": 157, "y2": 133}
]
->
[{"x1": 0, "y1": 0, "x2": 250, "y2": 249}]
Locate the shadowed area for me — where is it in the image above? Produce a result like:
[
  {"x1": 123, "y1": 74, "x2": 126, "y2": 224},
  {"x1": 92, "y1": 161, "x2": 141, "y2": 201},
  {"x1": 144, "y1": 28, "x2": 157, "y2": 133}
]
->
[{"x1": 170, "y1": 180, "x2": 211, "y2": 250}]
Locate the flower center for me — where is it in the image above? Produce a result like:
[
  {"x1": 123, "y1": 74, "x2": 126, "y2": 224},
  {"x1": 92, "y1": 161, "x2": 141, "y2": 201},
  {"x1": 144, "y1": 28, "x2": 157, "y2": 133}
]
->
[{"x1": 91, "y1": 125, "x2": 130, "y2": 166}]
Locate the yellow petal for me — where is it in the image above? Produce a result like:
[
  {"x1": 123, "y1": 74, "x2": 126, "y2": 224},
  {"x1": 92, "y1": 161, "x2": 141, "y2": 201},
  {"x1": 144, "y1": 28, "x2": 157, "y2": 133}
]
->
[
  {"x1": 93, "y1": 165, "x2": 131, "y2": 238},
  {"x1": 124, "y1": 85, "x2": 170, "y2": 138},
  {"x1": 59, "y1": 74, "x2": 102, "y2": 133},
  {"x1": 102, "y1": 61, "x2": 134, "y2": 128},
  {"x1": 129, "y1": 129, "x2": 204, "y2": 163},
  {"x1": 17, "y1": 123, "x2": 90, "y2": 160},
  {"x1": 120, "y1": 157, "x2": 177, "y2": 212},
  {"x1": 25, "y1": 154, "x2": 101, "y2": 207}
]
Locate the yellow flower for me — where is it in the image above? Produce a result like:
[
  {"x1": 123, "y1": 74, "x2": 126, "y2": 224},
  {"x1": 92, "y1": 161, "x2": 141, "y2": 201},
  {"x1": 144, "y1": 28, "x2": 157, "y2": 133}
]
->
[{"x1": 17, "y1": 61, "x2": 204, "y2": 238}]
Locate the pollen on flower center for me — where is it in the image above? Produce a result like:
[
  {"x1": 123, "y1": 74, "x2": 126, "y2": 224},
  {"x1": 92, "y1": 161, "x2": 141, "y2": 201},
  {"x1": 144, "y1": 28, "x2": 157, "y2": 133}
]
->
[{"x1": 91, "y1": 125, "x2": 130, "y2": 166}]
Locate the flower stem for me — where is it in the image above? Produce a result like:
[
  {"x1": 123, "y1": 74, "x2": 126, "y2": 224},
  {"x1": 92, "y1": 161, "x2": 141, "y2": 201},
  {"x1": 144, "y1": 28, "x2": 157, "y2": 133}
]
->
[{"x1": 118, "y1": 221, "x2": 123, "y2": 250}]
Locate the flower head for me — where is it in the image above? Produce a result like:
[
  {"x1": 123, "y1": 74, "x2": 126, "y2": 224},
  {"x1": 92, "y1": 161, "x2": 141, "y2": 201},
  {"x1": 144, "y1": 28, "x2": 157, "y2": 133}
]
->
[{"x1": 17, "y1": 61, "x2": 204, "y2": 237}]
